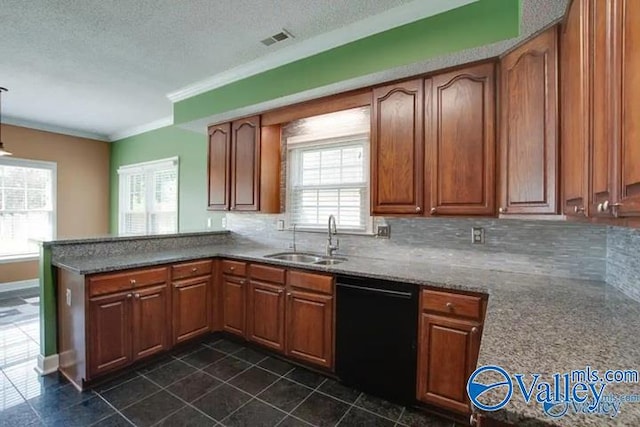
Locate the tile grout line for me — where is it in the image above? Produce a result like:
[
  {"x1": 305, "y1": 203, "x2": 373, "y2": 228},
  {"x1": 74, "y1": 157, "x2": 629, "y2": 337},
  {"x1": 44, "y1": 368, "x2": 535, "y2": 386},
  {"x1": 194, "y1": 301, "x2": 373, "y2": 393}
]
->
[
  {"x1": 91, "y1": 392, "x2": 137, "y2": 426},
  {"x1": 394, "y1": 407, "x2": 406, "y2": 427}
]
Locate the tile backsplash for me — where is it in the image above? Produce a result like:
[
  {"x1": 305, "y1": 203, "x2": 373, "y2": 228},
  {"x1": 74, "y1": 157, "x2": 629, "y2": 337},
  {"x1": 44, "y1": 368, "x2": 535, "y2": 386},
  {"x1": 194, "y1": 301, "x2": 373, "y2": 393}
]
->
[
  {"x1": 226, "y1": 214, "x2": 608, "y2": 281},
  {"x1": 607, "y1": 226, "x2": 640, "y2": 302}
]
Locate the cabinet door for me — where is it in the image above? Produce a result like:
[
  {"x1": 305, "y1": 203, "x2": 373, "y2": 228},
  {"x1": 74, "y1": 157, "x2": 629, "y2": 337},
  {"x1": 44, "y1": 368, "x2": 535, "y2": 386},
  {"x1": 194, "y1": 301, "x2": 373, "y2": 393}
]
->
[
  {"x1": 417, "y1": 314, "x2": 481, "y2": 414},
  {"x1": 247, "y1": 281, "x2": 285, "y2": 352},
  {"x1": 208, "y1": 123, "x2": 231, "y2": 211},
  {"x1": 371, "y1": 79, "x2": 424, "y2": 215},
  {"x1": 499, "y1": 27, "x2": 558, "y2": 215},
  {"x1": 131, "y1": 284, "x2": 169, "y2": 361},
  {"x1": 222, "y1": 275, "x2": 247, "y2": 336},
  {"x1": 286, "y1": 289, "x2": 333, "y2": 369},
  {"x1": 88, "y1": 291, "x2": 132, "y2": 377},
  {"x1": 561, "y1": 0, "x2": 590, "y2": 217},
  {"x1": 590, "y1": 0, "x2": 616, "y2": 217},
  {"x1": 231, "y1": 116, "x2": 261, "y2": 211},
  {"x1": 428, "y1": 62, "x2": 496, "y2": 216},
  {"x1": 173, "y1": 276, "x2": 211, "y2": 344},
  {"x1": 613, "y1": 0, "x2": 640, "y2": 216}
]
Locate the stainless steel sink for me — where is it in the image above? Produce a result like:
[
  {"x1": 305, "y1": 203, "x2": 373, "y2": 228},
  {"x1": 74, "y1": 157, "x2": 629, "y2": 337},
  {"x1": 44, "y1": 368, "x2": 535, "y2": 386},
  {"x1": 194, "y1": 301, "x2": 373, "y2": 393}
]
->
[
  {"x1": 265, "y1": 252, "x2": 324, "y2": 263},
  {"x1": 314, "y1": 259, "x2": 345, "y2": 265},
  {"x1": 264, "y1": 252, "x2": 347, "y2": 265}
]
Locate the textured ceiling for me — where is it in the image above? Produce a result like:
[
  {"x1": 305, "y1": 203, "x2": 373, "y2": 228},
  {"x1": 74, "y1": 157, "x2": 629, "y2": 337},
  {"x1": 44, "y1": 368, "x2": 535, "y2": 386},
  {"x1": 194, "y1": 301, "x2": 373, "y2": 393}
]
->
[{"x1": 0, "y1": 0, "x2": 437, "y2": 139}]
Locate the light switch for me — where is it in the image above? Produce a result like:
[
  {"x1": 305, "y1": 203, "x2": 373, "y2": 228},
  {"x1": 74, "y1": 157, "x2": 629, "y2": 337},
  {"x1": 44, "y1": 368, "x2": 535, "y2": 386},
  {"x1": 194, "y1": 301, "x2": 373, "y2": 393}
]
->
[{"x1": 66, "y1": 288, "x2": 71, "y2": 306}]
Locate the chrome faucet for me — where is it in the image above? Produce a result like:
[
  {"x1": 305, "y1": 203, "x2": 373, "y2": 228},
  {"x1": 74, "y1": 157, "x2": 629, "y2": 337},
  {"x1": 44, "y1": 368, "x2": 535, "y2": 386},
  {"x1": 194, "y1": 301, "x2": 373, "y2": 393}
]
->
[
  {"x1": 291, "y1": 224, "x2": 297, "y2": 252},
  {"x1": 326, "y1": 215, "x2": 339, "y2": 257}
]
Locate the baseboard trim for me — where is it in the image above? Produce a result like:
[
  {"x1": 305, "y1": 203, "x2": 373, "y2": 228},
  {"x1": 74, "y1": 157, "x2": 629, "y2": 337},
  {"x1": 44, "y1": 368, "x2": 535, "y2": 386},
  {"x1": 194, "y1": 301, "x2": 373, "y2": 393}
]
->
[
  {"x1": 0, "y1": 278, "x2": 39, "y2": 293},
  {"x1": 35, "y1": 353, "x2": 59, "y2": 376}
]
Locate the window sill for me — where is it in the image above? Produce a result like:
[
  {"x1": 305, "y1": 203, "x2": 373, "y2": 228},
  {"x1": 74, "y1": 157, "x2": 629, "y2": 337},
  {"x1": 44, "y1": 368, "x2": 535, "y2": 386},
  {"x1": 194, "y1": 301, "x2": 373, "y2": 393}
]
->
[
  {"x1": 288, "y1": 228, "x2": 375, "y2": 237},
  {"x1": 0, "y1": 254, "x2": 39, "y2": 264}
]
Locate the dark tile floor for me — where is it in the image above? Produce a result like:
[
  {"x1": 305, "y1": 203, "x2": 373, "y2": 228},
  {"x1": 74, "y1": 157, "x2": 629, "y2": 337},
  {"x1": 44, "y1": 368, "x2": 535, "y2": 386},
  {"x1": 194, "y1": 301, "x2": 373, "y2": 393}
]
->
[{"x1": 0, "y1": 288, "x2": 464, "y2": 427}]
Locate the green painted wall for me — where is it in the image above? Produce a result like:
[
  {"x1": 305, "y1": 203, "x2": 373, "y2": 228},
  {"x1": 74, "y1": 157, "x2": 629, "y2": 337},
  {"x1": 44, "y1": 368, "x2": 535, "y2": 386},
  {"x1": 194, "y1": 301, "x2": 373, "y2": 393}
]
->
[
  {"x1": 110, "y1": 126, "x2": 224, "y2": 233},
  {"x1": 174, "y1": 0, "x2": 520, "y2": 124}
]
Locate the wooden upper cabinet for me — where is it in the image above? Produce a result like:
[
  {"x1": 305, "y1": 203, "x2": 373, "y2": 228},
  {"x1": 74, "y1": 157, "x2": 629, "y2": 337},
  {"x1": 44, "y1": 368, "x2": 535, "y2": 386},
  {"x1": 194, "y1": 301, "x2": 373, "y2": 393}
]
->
[
  {"x1": 612, "y1": 0, "x2": 640, "y2": 217},
  {"x1": 371, "y1": 79, "x2": 424, "y2": 215},
  {"x1": 231, "y1": 116, "x2": 261, "y2": 211},
  {"x1": 208, "y1": 123, "x2": 231, "y2": 210},
  {"x1": 561, "y1": 0, "x2": 590, "y2": 217},
  {"x1": 428, "y1": 62, "x2": 496, "y2": 216},
  {"x1": 499, "y1": 27, "x2": 559, "y2": 215}
]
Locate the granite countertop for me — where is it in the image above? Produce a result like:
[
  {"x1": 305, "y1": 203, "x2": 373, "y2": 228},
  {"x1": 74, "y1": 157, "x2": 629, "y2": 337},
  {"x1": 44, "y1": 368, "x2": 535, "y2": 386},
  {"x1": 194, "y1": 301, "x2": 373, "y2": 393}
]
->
[{"x1": 52, "y1": 244, "x2": 640, "y2": 426}]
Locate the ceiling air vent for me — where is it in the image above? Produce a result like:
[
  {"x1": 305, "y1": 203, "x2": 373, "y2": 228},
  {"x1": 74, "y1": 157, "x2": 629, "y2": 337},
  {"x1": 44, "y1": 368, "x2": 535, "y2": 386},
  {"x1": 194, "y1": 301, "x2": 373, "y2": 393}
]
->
[{"x1": 261, "y1": 29, "x2": 294, "y2": 46}]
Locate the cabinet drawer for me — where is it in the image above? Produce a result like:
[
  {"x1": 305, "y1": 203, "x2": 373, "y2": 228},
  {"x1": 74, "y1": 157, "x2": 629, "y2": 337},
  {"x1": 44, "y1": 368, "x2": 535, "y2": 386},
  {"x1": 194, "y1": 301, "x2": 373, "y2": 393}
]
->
[
  {"x1": 89, "y1": 267, "x2": 168, "y2": 297},
  {"x1": 172, "y1": 260, "x2": 212, "y2": 281},
  {"x1": 221, "y1": 260, "x2": 247, "y2": 276},
  {"x1": 250, "y1": 264, "x2": 285, "y2": 284},
  {"x1": 421, "y1": 289, "x2": 483, "y2": 320},
  {"x1": 287, "y1": 270, "x2": 333, "y2": 295}
]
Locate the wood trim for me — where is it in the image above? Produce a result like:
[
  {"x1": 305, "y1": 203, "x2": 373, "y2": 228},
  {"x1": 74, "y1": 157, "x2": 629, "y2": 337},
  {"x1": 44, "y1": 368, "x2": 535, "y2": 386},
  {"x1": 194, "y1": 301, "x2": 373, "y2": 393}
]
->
[
  {"x1": 260, "y1": 124, "x2": 282, "y2": 213},
  {"x1": 262, "y1": 89, "x2": 372, "y2": 126}
]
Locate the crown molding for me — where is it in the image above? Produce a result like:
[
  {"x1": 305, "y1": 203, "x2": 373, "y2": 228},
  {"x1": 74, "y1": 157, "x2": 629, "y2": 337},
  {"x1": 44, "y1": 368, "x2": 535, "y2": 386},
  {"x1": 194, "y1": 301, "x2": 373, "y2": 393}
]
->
[
  {"x1": 3, "y1": 116, "x2": 108, "y2": 141},
  {"x1": 108, "y1": 116, "x2": 173, "y2": 141},
  {"x1": 166, "y1": 0, "x2": 476, "y2": 103}
]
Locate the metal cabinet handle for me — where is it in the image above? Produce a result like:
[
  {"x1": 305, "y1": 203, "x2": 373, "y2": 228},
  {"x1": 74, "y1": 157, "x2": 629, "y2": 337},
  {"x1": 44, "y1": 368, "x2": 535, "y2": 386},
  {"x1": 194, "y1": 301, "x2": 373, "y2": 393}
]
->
[
  {"x1": 286, "y1": 292, "x2": 292, "y2": 297},
  {"x1": 446, "y1": 302, "x2": 454, "y2": 310},
  {"x1": 134, "y1": 293, "x2": 140, "y2": 299},
  {"x1": 573, "y1": 206, "x2": 585, "y2": 214},
  {"x1": 597, "y1": 203, "x2": 604, "y2": 213},
  {"x1": 191, "y1": 267, "x2": 198, "y2": 272},
  {"x1": 130, "y1": 279, "x2": 136, "y2": 285},
  {"x1": 499, "y1": 207, "x2": 507, "y2": 214},
  {"x1": 471, "y1": 327, "x2": 479, "y2": 334},
  {"x1": 430, "y1": 207, "x2": 437, "y2": 215},
  {"x1": 230, "y1": 266, "x2": 235, "y2": 271},
  {"x1": 126, "y1": 293, "x2": 133, "y2": 299},
  {"x1": 240, "y1": 280, "x2": 246, "y2": 285},
  {"x1": 415, "y1": 206, "x2": 422, "y2": 213}
]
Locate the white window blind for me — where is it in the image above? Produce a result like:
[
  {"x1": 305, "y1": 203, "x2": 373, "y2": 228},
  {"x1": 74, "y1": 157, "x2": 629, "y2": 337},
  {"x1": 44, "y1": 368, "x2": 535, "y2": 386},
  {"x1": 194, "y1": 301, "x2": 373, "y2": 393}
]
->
[
  {"x1": 0, "y1": 157, "x2": 56, "y2": 259},
  {"x1": 288, "y1": 138, "x2": 370, "y2": 232},
  {"x1": 118, "y1": 157, "x2": 178, "y2": 235}
]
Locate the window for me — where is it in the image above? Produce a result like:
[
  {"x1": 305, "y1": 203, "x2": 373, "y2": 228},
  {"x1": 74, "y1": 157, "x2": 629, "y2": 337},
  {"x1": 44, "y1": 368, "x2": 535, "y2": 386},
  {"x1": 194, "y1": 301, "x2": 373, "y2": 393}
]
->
[
  {"x1": 0, "y1": 157, "x2": 56, "y2": 259},
  {"x1": 288, "y1": 138, "x2": 370, "y2": 232},
  {"x1": 118, "y1": 157, "x2": 178, "y2": 235}
]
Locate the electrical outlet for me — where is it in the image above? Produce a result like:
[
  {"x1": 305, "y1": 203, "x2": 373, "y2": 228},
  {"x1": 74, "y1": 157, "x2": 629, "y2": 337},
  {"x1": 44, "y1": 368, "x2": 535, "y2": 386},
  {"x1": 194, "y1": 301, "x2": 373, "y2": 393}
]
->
[
  {"x1": 277, "y1": 220, "x2": 285, "y2": 231},
  {"x1": 471, "y1": 227, "x2": 485, "y2": 244},
  {"x1": 66, "y1": 289, "x2": 72, "y2": 306},
  {"x1": 207, "y1": 218, "x2": 212, "y2": 228},
  {"x1": 221, "y1": 217, "x2": 227, "y2": 229},
  {"x1": 376, "y1": 224, "x2": 391, "y2": 239}
]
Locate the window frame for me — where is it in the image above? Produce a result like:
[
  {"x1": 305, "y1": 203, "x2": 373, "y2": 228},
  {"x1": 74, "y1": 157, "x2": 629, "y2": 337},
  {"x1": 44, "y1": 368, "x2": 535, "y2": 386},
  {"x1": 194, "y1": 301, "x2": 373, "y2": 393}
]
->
[
  {"x1": 117, "y1": 156, "x2": 179, "y2": 235},
  {"x1": 286, "y1": 133, "x2": 373, "y2": 234},
  {"x1": 0, "y1": 156, "x2": 57, "y2": 261}
]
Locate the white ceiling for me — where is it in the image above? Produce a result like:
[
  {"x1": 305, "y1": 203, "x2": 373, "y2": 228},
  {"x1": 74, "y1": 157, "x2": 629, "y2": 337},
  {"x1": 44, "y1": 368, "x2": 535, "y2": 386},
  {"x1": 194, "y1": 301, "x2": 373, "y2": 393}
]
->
[{"x1": 0, "y1": 0, "x2": 474, "y2": 141}]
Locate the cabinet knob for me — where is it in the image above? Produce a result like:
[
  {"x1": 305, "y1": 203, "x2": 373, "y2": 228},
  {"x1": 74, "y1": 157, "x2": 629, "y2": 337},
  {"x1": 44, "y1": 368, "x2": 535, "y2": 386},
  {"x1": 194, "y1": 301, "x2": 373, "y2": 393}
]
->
[
  {"x1": 240, "y1": 279, "x2": 246, "y2": 285},
  {"x1": 498, "y1": 207, "x2": 507, "y2": 214},
  {"x1": 287, "y1": 292, "x2": 292, "y2": 297},
  {"x1": 597, "y1": 203, "x2": 604, "y2": 213},
  {"x1": 230, "y1": 266, "x2": 235, "y2": 271},
  {"x1": 430, "y1": 207, "x2": 437, "y2": 215},
  {"x1": 278, "y1": 289, "x2": 284, "y2": 294},
  {"x1": 471, "y1": 327, "x2": 479, "y2": 334},
  {"x1": 573, "y1": 206, "x2": 585, "y2": 214},
  {"x1": 230, "y1": 206, "x2": 235, "y2": 210},
  {"x1": 446, "y1": 302, "x2": 454, "y2": 310},
  {"x1": 415, "y1": 206, "x2": 422, "y2": 213},
  {"x1": 134, "y1": 293, "x2": 140, "y2": 299},
  {"x1": 130, "y1": 279, "x2": 136, "y2": 285},
  {"x1": 126, "y1": 293, "x2": 133, "y2": 299},
  {"x1": 191, "y1": 267, "x2": 198, "y2": 272}
]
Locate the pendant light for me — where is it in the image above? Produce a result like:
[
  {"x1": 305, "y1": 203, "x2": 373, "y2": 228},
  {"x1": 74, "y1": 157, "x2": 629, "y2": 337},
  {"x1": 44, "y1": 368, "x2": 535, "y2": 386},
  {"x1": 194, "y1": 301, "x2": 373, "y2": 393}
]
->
[{"x1": 0, "y1": 87, "x2": 12, "y2": 156}]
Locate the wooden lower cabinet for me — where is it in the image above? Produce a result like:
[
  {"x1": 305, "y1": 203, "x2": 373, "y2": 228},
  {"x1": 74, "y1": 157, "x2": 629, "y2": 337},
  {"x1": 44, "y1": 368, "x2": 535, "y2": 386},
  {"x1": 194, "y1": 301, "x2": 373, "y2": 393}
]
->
[
  {"x1": 247, "y1": 280, "x2": 285, "y2": 351},
  {"x1": 172, "y1": 276, "x2": 212, "y2": 344},
  {"x1": 285, "y1": 289, "x2": 334, "y2": 369},
  {"x1": 222, "y1": 274, "x2": 247, "y2": 336},
  {"x1": 417, "y1": 314, "x2": 481, "y2": 413},
  {"x1": 88, "y1": 291, "x2": 132, "y2": 377},
  {"x1": 131, "y1": 284, "x2": 170, "y2": 360}
]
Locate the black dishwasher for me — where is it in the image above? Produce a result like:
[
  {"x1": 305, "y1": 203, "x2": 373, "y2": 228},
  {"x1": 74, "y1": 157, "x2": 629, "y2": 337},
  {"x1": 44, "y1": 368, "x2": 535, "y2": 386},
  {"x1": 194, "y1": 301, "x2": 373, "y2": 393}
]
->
[{"x1": 335, "y1": 275, "x2": 418, "y2": 404}]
